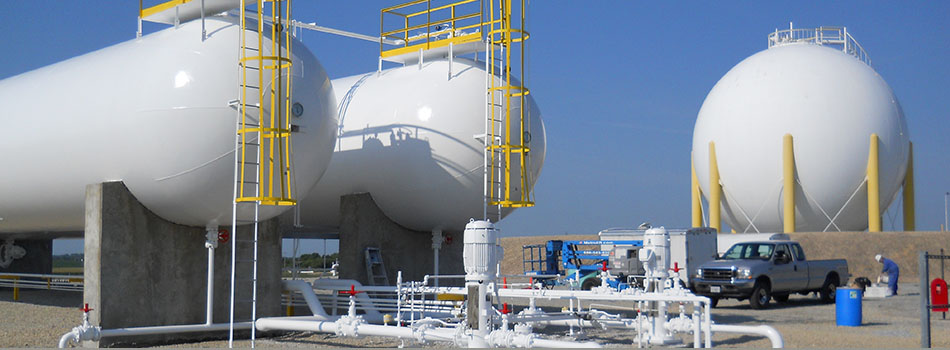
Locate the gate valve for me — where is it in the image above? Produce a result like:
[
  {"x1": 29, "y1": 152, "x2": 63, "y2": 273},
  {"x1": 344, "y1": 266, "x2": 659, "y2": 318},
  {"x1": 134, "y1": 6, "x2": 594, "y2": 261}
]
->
[{"x1": 338, "y1": 285, "x2": 363, "y2": 319}]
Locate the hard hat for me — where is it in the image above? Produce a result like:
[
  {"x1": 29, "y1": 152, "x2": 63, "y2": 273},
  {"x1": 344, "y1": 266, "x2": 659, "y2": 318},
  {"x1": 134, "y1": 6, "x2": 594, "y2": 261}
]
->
[{"x1": 875, "y1": 254, "x2": 882, "y2": 262}]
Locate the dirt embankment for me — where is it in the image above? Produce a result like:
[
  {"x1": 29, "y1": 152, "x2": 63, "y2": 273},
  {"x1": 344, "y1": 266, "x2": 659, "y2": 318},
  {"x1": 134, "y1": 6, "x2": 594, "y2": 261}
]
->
[{"x1": 500, "y1": 231, "x2": 950, "y2": 281}]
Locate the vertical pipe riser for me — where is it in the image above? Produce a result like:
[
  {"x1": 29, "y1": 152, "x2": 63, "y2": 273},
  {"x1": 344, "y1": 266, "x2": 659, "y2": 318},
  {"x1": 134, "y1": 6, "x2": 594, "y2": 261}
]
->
[{"x1": 783, "y1": 134, "x2": 795, "y2": 233}]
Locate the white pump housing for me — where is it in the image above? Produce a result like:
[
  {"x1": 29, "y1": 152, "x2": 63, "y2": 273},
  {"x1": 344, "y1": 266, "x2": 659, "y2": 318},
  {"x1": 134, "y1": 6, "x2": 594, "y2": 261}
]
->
[{"x1": 463, "y1": 219, "x2": 501, "y2": 281}]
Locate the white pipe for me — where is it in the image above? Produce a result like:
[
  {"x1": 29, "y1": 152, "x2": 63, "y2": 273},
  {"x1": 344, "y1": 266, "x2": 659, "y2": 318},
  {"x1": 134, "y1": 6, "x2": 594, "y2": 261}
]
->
[
  {"x1": 283, "y1": 280, "x2": 330, "y2": 319},
  {"x1": 311, "y1": 279, "x2": 383, "y2": 320},
  {"x1": 256, "y1": 317, "x2": 600, "y2": 348},
  {"x1": 205, "y1": 240, "x2": 214, "y2": 325},
  {"x1": 58, "y1": 322, "x2": 253, "y2": 348},
  {"x1": 710, "y1": 324, "x2": 784, "y2": 348},
  {"x1": 100, "y1": 322, "x2": 253, "y2": 337}
]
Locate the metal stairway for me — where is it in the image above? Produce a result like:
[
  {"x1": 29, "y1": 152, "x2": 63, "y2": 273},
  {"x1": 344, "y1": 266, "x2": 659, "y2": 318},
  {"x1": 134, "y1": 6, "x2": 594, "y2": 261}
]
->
[{"x1": 229, "y1": 0, "x2": 294, "y2": 347}]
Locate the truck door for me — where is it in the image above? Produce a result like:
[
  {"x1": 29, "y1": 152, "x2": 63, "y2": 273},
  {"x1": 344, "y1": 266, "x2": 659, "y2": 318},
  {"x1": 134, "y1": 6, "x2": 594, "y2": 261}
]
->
[
  {"x1": 771, "y1": 244, "x2": 796, "y2": 292},
  {"x1": 791, "y1": 243, "x2": 814, "y2": 289}
]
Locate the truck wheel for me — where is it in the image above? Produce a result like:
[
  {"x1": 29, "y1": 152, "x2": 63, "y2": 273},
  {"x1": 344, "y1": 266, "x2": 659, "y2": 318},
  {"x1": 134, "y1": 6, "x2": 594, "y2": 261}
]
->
[
  {"x1": 819, "y1": 276, "x2": 839, "y2": 303},
  {"x1": 773, "y1": 294, "x2": 790, "y2": 303},
  {"x1": 581, "y1": 278, "x2": 601, "y2": 291},
  {"x1": 749, "y1": 282, "x2": 771, "y2": 309}
]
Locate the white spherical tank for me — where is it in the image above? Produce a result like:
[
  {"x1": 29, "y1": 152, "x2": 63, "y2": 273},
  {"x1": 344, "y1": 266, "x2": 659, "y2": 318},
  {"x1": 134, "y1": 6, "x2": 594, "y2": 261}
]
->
[
  {"x1": 693, "y1": 43, "x2": 909, "y2": 232},
  {"x1": 298, "y1": 58, "x2": 546, "y2": 232},
  {"x1": 0, "y1": 16, "x2": 337, "y2": 232}
]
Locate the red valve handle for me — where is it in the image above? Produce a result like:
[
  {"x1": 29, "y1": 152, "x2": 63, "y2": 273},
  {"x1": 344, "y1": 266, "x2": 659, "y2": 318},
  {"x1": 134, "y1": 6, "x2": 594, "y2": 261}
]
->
[
  {"x1": 217, "y1": 229, "x2": 230, "y2": 243},
  {"x1": 81, "y1": 303, "x2": 93, "y2": 313},
  {"x1": 501, "y1": 303, "x2": 511, "y2": 314},
  {"x1": 671, "y1": 262, "x2": 681, "y2": 273},
  {"x1": 601, "y1": 261, "x2": 609, "y2": 272},
  {"x1": 338, "y1": 285, "x2": 363, "y2": 296}
]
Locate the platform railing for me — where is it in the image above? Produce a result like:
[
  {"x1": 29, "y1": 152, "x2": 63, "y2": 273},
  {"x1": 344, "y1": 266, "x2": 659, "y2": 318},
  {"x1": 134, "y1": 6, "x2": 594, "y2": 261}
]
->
[{"x1": 768, "y1": 26, "x2": 871, "y2": 66}]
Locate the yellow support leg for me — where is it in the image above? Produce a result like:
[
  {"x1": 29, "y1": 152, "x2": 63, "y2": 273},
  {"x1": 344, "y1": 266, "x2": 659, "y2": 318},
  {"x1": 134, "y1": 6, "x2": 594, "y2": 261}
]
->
[
  {"x1": 867, "y1": 133, "x2": 881, "y2": 232},
  {"x1": 903, "y1": 142, "x2": 915, "y2": 231},
  {"x1": 709, "y1": 142, "x2": 721, "y2": 233},
  {"x1": 691, "y1": 152, "x2": 703, "y2": 227},
  {"x1": 13, "y1": 277, "x2": 19, "y2": 301},
  {"x1": 783, "y1": 134, "x2": 796, "y2": 233}
]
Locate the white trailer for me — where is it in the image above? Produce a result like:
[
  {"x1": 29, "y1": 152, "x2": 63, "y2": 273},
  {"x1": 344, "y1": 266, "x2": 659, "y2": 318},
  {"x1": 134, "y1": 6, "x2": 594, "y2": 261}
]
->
[{"x1": 598, "y1": 227, "x2": 718, "y2": 286}]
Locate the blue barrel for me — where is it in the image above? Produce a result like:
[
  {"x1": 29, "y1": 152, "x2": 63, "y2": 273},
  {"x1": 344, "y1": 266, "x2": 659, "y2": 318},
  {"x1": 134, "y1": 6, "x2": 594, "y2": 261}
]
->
[{"x1": 836, "y1": 287, "x2": 862, "y2": 326}]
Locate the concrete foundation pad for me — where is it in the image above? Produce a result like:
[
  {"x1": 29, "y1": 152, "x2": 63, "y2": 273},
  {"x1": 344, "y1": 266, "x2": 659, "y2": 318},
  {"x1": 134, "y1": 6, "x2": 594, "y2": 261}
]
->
[
  {"x1": 339, "y1": 192, "x2": 463, "y2": 286},
  {"x1": 83, "y1": 181, "x2": 281, "y2": 347}
]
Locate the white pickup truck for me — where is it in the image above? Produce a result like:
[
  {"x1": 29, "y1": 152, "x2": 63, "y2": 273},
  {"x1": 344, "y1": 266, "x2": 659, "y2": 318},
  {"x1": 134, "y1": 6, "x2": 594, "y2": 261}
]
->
[{"x1": 690, "y1": 240, "x2": 849, "y2": 309}]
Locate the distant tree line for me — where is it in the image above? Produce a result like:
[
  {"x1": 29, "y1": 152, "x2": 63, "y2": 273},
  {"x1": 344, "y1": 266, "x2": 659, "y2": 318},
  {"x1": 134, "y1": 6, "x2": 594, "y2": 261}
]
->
[
  {"x1": 53, "y1": 253, "x2": 84, "y2": 268},
  {"x1": 283, "y1": 252, "x2": 338, "y2": 269}
]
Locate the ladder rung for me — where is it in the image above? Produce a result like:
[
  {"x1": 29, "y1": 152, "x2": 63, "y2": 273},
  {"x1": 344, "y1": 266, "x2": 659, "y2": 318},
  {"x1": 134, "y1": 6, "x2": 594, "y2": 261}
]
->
[{"x1": 241, "y1": 161, "x2": 260, "y2": 166}]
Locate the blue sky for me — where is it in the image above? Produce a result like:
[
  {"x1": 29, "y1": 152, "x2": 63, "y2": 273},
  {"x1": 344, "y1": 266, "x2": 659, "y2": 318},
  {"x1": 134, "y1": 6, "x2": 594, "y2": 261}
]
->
[{"x1": 3, "y1": 2, "x2": 947, "y2": 255}]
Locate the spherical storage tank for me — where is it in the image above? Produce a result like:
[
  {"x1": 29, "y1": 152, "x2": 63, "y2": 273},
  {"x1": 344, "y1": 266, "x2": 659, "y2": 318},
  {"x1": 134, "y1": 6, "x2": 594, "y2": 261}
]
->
[
  {"x1": 0, "y1": 16, "x2": 337, "y2": 233},
  {"x1": 692, "y1": 36, "x2": 909, "y2": 232},
  {"x1": 298, "y1": 58, "x2": 546, "y2": 232}
]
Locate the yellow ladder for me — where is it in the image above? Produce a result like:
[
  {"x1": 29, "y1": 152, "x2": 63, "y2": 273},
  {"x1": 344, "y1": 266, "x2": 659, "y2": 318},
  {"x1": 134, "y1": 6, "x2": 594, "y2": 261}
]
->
[
  {"x1": 235, "y1": 0, "x2": 295, "y2": 206},
  {"x1": 485, "y1": 0, "x2": 533, "y2": 211},
  {"x1": 229, "y1": 1, "x2": 293, "y2": 348}
]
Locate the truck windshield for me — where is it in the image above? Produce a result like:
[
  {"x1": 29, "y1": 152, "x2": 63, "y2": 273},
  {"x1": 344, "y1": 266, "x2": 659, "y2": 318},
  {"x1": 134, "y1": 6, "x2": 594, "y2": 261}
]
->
[{"x1": 721, "y1": 243, "x2": 774, "y2": 260}]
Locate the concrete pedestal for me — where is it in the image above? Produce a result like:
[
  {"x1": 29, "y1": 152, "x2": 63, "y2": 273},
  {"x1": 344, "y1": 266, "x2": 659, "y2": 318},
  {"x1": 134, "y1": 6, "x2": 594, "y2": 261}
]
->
[
  {"x1": 0, "y1": 239, "x2": 52, "y2": 274},
  {"x1": 83, "y1": 182, "x2": 281, "y2": 347},
  {"x1": 339, "y1": 192, "x2": 463, "y2": 286}
]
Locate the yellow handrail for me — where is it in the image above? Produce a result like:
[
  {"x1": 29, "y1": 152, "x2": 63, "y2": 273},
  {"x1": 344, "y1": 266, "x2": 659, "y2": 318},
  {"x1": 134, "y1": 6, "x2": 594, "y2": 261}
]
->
[{"x1": 140, "y1": 0, "x2": 193, "y2": 19}]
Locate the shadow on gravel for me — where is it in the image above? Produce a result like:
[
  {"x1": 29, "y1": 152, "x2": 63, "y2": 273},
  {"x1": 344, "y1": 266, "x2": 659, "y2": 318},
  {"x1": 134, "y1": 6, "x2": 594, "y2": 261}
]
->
[
  {"x1": 713, "y1": 297, "x2": 830, "y2": 310},
  {"x1": 712, "y1": 334, "x2": 764, "y2": 347}
]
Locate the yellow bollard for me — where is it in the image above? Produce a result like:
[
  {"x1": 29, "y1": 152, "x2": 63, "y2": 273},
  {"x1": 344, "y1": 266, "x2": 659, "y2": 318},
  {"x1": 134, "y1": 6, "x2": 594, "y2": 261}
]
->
[
  {"x1": 783, "y1": 134, "x2": 796, "y2": 233},
  {"x1": 708, "y1": 142, "x2": 722, "y2": 233},
  {"x1": 903, "y1": 142, "x2": 915, "y2": 231},
  {"x1": 867, "y1": 133, "x2": 881, "y2": 232},
  {"x1": 691, "y1": 152, "x2": 703, "y2": 227}
]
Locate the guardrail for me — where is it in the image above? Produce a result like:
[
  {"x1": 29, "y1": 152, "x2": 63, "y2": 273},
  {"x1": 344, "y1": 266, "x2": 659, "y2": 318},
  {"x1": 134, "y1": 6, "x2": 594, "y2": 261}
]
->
[
  {"x1": 380, "y1": 0, "x2": 484, "y2": 59},
  {"x1": 767, "y1": 26, "x2": 871, "y2": 67},
  {"x1": 1, "y1": 273, "x2": 84, "y2": 300}
]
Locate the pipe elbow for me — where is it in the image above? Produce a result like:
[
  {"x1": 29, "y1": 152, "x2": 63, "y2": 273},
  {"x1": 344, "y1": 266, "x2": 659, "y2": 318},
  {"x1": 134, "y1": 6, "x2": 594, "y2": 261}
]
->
[{"x1": 57, "y1": 331, "x2": 79, "y2": 348}]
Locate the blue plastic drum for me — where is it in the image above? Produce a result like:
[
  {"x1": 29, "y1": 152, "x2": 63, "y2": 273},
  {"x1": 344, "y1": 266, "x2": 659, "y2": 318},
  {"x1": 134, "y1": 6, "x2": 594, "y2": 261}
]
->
[{"x1": 836, "y1": 287, "x2": 862, "y2": 326}]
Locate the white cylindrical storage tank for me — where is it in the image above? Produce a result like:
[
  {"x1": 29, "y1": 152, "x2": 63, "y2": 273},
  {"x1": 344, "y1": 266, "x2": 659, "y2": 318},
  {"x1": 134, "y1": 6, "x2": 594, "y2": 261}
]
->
[
  {"x1": 692, "y1": 39, "x2": 909, "y2": 233},
  {"x1": 0, "y1": 16, "x2": 337, "y2": 232},
  {"x1": 298, "y1": 58, "x2": 546, "y2": 232}
]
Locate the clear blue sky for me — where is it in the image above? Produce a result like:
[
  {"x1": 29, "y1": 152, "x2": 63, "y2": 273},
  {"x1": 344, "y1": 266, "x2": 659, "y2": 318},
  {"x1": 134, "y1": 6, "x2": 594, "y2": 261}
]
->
[{"x1": 3, "y1": 2, "x2": 947, "y2": 255}]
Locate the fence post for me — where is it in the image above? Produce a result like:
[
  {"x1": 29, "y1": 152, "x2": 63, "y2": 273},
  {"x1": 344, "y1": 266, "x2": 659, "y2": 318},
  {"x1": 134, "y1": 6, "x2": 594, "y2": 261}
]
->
[{"x1": 920, "y1": 251, "x2": 930, "y2": 348}]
